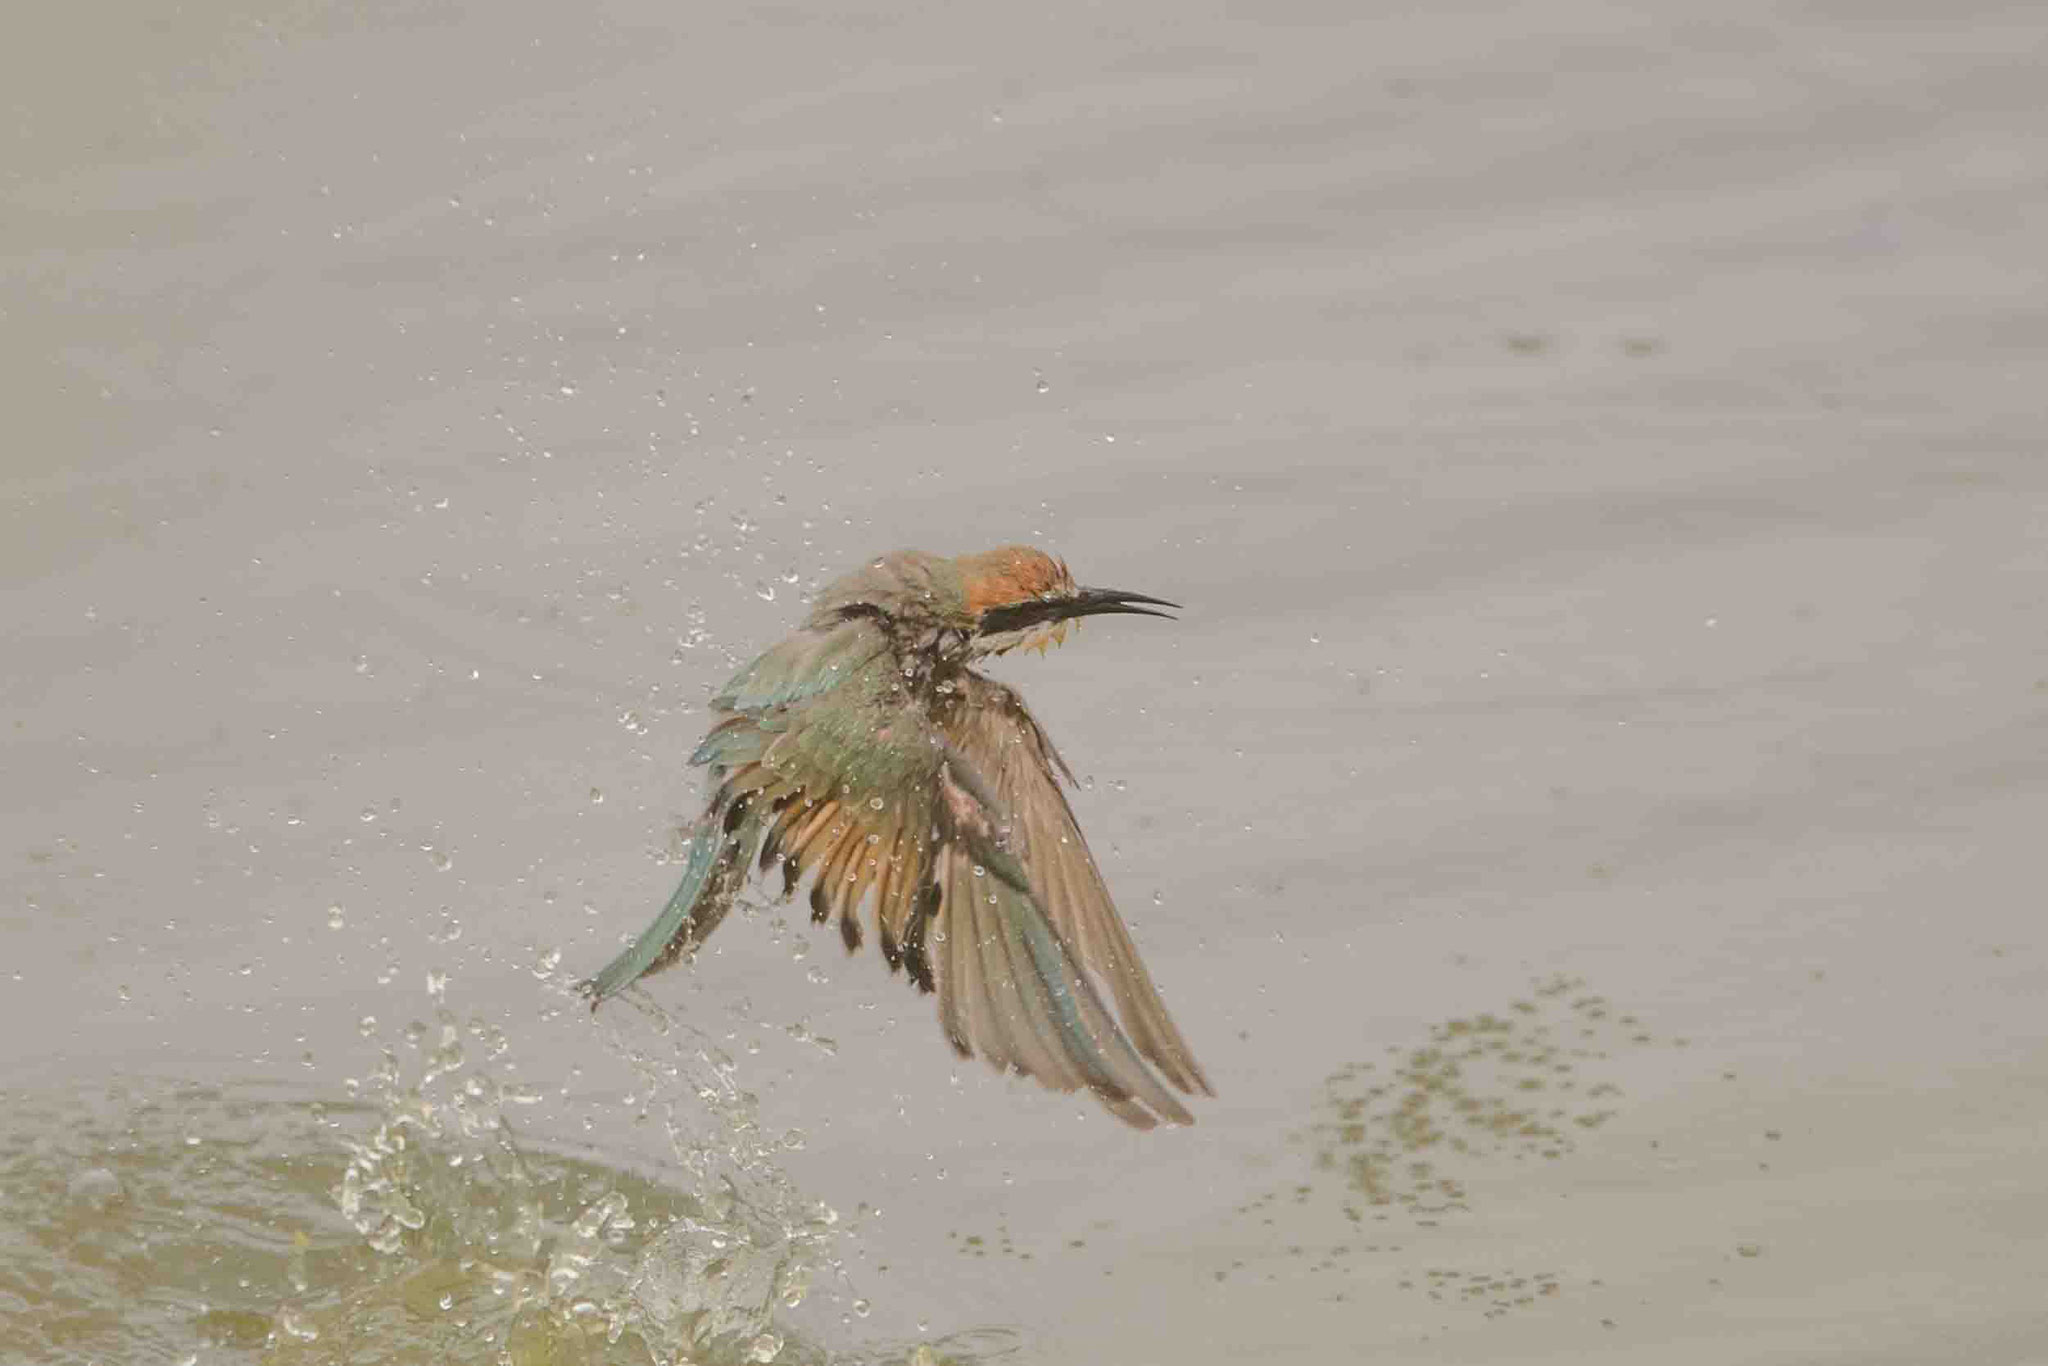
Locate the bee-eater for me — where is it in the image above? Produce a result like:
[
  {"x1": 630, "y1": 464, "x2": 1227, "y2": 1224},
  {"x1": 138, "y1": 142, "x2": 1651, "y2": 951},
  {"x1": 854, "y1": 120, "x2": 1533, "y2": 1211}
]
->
[{"x1": 584, "y1": 546, "x2": 1212, "y2": 1128}]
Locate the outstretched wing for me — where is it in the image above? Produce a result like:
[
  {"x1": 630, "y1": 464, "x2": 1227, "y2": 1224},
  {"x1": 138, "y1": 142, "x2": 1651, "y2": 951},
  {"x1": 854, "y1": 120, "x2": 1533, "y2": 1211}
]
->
[
  {"x1": 944, "y1": 673, "x2": 1212, "y2": 1098},
  {"x1": 584, "y1": 616, "x2": 912, "y2": 1004},
  {"x1": 720, "y1": 660, "x2": 1192, "y2": 1126},
  {"x1": 929, "y1": 756, "x2": 1192, "y2": 1127},
  {"x1": 592, "y1": 622, "x2": 1195, "y2": 1127}
]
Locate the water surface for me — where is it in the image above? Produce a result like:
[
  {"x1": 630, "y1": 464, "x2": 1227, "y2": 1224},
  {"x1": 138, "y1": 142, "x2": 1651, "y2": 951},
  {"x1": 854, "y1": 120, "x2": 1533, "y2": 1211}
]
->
[{"x1": 6, "y1": 1, "x2": 2047, "y2": 1361}]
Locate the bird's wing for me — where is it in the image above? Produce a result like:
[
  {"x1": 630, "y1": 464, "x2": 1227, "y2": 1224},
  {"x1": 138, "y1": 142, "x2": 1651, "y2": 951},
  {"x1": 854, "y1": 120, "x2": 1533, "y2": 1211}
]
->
[
  {"x1": 709, "y1": 657, "x2": 1191, "y2": 1127},
  {"x1": 712, "y1": 614, "x2": 893, "y2": 713},
  {"x1": 583, "y1": 616, "x2": 892, "y2": 1005},
  {"x1": 930, "y1": 756, "x2": 1192, "y2": 1128},
  {"x1": 944, "y1": 674, "x2": 1212, "y2": 1098}
]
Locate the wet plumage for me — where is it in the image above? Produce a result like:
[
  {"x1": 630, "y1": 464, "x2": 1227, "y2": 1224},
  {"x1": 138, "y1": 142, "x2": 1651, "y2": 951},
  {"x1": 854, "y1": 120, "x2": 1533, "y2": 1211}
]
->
[{"x1": 582, "y1": 546, "x2": 1212, "y2": 1128}]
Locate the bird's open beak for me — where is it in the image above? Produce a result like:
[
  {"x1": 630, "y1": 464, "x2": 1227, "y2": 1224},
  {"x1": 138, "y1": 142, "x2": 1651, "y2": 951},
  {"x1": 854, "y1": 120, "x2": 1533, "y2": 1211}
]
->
[
  {"x1": 977, "y1": 587, "x2": 1180, "y2": 637},
  {"x1": 1061, "y1": 587, "x2": 1180, "y2": 622}
]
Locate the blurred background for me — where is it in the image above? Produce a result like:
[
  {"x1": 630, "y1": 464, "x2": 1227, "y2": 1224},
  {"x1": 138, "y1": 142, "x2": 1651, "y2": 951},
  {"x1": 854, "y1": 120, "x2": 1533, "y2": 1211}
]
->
[{"x1": 5, "y1": 1, "x2": 2046, "y2": 1361}]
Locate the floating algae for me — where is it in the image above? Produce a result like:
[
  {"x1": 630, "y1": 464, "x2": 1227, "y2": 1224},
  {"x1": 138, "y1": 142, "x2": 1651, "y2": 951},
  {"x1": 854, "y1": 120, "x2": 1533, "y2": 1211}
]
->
[
  {"x1": 1229, "y1": 974, "x2": 1664, "y2": 1322},
  {"x1": 1299, "y1": 975, "x2": 1647, "y2": 1221}
]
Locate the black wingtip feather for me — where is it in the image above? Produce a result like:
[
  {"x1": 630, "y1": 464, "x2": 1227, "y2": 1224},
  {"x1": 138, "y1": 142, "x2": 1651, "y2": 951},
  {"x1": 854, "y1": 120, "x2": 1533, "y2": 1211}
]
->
[{"x1": 902, "y1": 880, "x2": 941, "y2": 994}]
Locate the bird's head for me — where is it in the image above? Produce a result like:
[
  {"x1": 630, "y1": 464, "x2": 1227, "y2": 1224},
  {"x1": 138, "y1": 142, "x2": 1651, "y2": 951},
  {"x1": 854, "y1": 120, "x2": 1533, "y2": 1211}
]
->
[
  {"x1": 952, "y1": 545, "x2": 1178, "y2": 659},
  {"x1": 809, "y1": 546, "x2": 1178, "y2": 660}
]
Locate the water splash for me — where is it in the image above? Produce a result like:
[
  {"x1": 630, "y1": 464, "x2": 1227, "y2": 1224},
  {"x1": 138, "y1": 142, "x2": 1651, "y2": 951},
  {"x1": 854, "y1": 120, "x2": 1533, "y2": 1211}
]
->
[
  {"x1": 0, "y1": 1007, "x2": 993, "y2": 1364},
  {"x1": 313, "y1": 978, "x2": 846, "y2": 1364}
]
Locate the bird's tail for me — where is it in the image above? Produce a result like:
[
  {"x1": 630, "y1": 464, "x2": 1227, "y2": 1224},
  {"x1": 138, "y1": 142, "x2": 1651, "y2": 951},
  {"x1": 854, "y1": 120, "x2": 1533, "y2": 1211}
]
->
[{"x1": 581, "y1": 805, "x2": 755, "y2": 1007}]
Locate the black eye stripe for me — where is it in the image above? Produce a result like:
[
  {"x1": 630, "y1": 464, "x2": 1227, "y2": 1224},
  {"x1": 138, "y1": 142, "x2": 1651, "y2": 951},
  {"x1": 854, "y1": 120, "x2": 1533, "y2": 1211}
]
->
[
  {"x1": 833, "y1": 603, "x2": 887, "y2": 623},
  {"x1": 976, "y1": 599, "x2": 1067, "y2": 635}
]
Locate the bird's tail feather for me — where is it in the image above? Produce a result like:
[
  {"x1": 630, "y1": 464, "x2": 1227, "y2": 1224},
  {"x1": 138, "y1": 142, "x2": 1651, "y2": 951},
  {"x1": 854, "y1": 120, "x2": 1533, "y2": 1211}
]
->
[{"x1": 582, "y1": 808, "x2": 752, "y2": 1006}]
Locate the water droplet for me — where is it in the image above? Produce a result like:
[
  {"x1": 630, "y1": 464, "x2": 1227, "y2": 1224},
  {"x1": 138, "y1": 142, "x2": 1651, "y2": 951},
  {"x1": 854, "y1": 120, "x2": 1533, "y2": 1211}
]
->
[
  {"x1": 869, "y1": 797, "x2": 885, "y2": 811},
  {"x1": 756, "y1": 582, "x2": 777, "y2": 601},
  {"x1": 359, "y1": 807, "x2": 377, "y2": 823},
  {"x1": 589, "y1": 787, "x2": 605, "y2": 805},
  {"x1": 1034, "y1": 373, "x2": 1050, "y2": 394},
  {"x1": 358, "y1": 1014, "x2": 377, "y2": 1036},
  {"x1": 276, "y1": 1305, "x2": 319, "y2": 1342},
  {"x1": 852, "y1": 1298, "x2": 871, "y2": 1318},
  {"x1": 327, "y1": 903, "x2": 346, "y2": 930}
]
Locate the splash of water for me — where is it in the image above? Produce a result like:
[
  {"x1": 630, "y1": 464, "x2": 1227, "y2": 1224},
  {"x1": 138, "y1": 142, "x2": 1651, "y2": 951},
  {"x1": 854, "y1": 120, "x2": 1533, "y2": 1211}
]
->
[{"x1": 312, "y1": 976, "x2": 845, "y2": 1365}]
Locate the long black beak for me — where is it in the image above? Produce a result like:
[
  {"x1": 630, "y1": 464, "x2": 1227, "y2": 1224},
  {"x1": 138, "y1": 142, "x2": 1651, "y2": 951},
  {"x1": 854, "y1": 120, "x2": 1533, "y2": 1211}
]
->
[
  {"x1": 1064, "y1": 586, "x2": 1180, "y2": 621},
  {"x1": 978, "y1": 587, "x2": 1180, "y2": 636}
]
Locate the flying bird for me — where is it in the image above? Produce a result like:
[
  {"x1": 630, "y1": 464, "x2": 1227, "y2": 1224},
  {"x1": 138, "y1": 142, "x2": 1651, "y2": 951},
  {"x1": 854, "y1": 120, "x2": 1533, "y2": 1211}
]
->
[{"x1": 583, "y1": 546, "x2": 1211, "y2": 1128}]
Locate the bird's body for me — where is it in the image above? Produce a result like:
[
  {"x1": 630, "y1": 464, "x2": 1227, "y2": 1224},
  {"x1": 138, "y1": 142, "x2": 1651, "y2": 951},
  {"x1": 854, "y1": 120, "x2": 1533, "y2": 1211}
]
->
[{"x1": 584, "y1": 546, "x2": 1211, "y2": 1128}]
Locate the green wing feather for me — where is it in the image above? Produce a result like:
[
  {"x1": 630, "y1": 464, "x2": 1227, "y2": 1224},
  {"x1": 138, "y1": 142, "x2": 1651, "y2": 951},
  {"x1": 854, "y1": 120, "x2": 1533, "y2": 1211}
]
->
[
  {"x1": 582, "y1": 811, "x2": 751, "y2": 1004},
  {"x1": 712, "y1": 617, "x2": 888, "y2": 713}
]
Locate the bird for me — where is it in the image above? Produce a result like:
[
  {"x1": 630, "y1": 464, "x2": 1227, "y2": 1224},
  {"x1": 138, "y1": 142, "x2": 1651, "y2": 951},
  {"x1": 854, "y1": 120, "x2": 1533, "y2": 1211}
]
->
[{"x1": 582, "y1": 545, "x2": 1212, "y2": 1128}]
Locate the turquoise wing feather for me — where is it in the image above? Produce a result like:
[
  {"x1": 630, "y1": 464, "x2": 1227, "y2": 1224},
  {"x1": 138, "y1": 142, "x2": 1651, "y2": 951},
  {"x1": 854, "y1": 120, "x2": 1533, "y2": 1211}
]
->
[
  {"x1": 582, "y1": 808, "x2": 757, "y2": 1004},
  {"x1": 712, "y1": 617, "x2": 888, "y2": 713},
  {"x1": 583, "y1": 618, "x2": 891, "y2": 1005}
]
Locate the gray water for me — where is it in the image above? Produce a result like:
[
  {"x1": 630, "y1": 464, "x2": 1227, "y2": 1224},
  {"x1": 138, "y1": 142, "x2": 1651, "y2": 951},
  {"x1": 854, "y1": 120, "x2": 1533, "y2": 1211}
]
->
[{"x1": 6, "y1": 1, "x2": 2048, "y2": 1361}]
